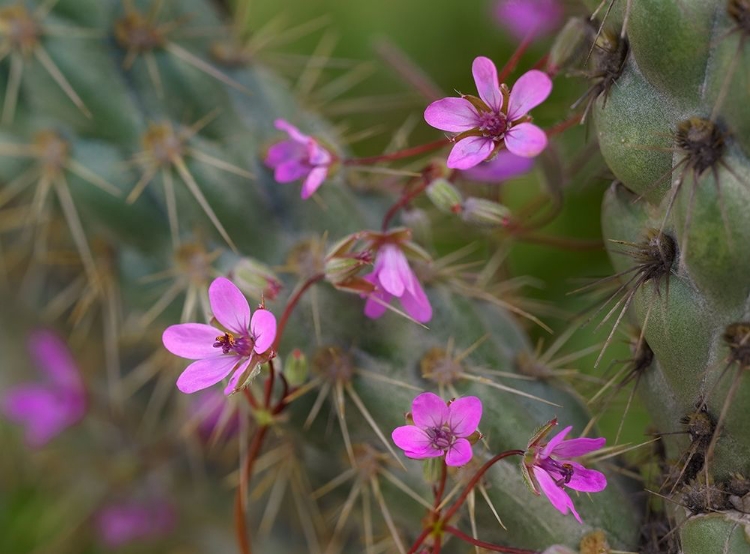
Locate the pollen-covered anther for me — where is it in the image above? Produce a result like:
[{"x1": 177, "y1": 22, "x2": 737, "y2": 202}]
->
[
  {"x1": 114, "y1": 11, "x2": 166, "y2": 52},
  {"x1": 674, "y1": 117, "x2": 726, "y2": 175},
  {"x1": 32, "y1": 131, "x2": 70, "y2": 178},
  {"x1": 421, "y1": 348, "x2": 463, "y2": 386},
  {"x1": 213, "y1": 332, "x2": 236, "y2": 354},
  {"x1": 0, "y1": 5, "x2": 41, "y2": 56},
  {"x1": 313, "y1": 347, "x2": 354, "y2": 384},
  {"x1": 724, "y1": 322, "x2": 750, "y2": 368},
  {"x1": 142, "y1": 123, "x2": 185, "y2": 167}
]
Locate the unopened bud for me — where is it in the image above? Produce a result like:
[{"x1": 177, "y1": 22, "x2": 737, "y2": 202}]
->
[
  {"x1": 284, "y1": 349, "x2": 308, "y2": 387},
  {"x1": 461, "y1": 198, "x2": 511, "y2": 228},
  {"x1": 232, "y1": 258, "x2": 282, "y2": 301},
  {"x1": 547, "y1": 17, "x2": 595, "y2": 76},
  {"x1": 426, "y1": 178, "x2": 463, "y2": 214},
  {"x1": 324, "y1": 250, "x2": 373, "y2": 285}
]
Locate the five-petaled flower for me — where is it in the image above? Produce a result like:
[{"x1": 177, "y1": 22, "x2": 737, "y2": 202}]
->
[
  {"x1": 1, "y1": 330, "x2": 87, "y2": 448},
  {"x1": 521, "y1": 418, "x2": 607, "y2": 522},
  {"x1": 265, "y1": 119, "x2": 333, "y2": 199},
  {"x1": 392, "y1": 392, "x2": 482, "y2": 466},
  {"x1": 162, "y1": 277, "x2": 277, "y2": 395},
  {"x1": 364, "y1": 243, "x2": 432, "y2": 324},
  {"x1": 424, "y1": 56, "x2": 552, "y2": 169}
]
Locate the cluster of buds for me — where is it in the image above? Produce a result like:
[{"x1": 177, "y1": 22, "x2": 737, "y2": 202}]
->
[
  {"x1": 425, "y1": 176, "x2": 513, "y2": 228},
  {"x1": 231, "y1": 257, "x2": 283, "y2": 302}
]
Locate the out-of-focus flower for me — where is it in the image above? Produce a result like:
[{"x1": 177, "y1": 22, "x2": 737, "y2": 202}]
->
[
  {"x1": 460, "y1": 149, "x2": 534, "y2": 183},
  {"x1": 493, "y1": 0, "x2": 564, "y2": 42},
  {"x1": 1, "y1": 330, "x2": 86, "y2": 448},
  {"x1": 190, "y1": 389, "x2": 240, "y2": 440},
  {"x1": 95, "y1": 499, "x2": 175, "y2": 548}
]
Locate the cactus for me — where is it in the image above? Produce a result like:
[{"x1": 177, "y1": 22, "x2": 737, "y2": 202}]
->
[{"x1": 583, "y1": 0, "x2": 750, "y2": 552}]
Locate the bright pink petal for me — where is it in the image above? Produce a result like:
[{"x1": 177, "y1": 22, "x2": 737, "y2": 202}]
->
[
  {"x1": 209, "y1": 277, "x2": 251, "y2": 335},
  {"x1": 447, "y1": 396, "x2": 482, "y2": 437},
  {"x1": 542, "y1": 426, "x2": 571, "y2": 457},
  {"x1": 392, "y1": 425, "x2": 432, "y2": 453},
  {"x1": 307, "y1": 140, "x2": 332, "y2": 165},
  {"x1": 274, "y1": 160, "x2": 310, "y2": 183},
  {"x1": 504, "y1": 123, "x2": 547, "y2": 157},
  {"x1": 274, "y1": 119, "x2": 309, "y2": 144},
  {"x1": 535, "y1": 467, "x2": 582, "y2": 523},
  {"x1": 265, "y1": 140, "x2": 305, "y2": 168},
  {"x1": 507, "y1": 70, "x2": 552, "y2": 121},
  {"x1": 364, "y1": 290, "x2": 391, "y2": 319},
  {"x1": 446, "y1": 136, "x2": 495, "y2": 169},
  {"x1": 460, "y1": 150, "x2": 534, "y2": 183},
  {"x1": 566, "y1": 462, "x2": 607, "y2": 493},
  {"x1": 162, "y1": 323, "x2": 223, "y2": 359},
  {"x1": 176, "y1": 356, "x2": 239, "y2": 394},
  {"x1": 411, "y1": 392, "x2": 449, "y2": 430},
  {"x1": 399, "y1": 275, "x2": 432, "y2": 323},
  {"x1": 551, "y1": 436, "x2": 606, "y2": 458},
  {"x1": 424, "y1": 97, "x2": 481, "y2": 132},
  {"x1": 377, "y1": 245, "x2": 411, "y2": 297},
  {"x1": 223, "y1": 358, "x2": 252, "y2": 395},
  {"x1": 27, "y1": 330, "x2": 81, "y2": 388},
  {"x1": 472, "y1": 56, "x2": 503, "y2": 112},
  {"x1": 445, "y1": 438, "x2": 473, "y2": 466},
  {"x1": 251, "y1": 309, "x2": 276, "y2": 354},
  {"x1": 301, "y1": 166, "x2": 328, "y2": 198}
]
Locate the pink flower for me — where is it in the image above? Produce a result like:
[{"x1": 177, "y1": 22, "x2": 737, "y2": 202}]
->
[
  {"x1": 493, "y1": 0, "x2": 564, "y2": 42},
  {"x1": 460, "y1": 149, "x2": 534, "y2": 183},
  {"x1": 162, "y1": 277, "x2": 277, "y2": 395},
  {"x1": 392, "y1": 392, "x2": 482, "y2": 467},
  {"x1": 95, "y1": 499, "x2": 175, "y2": 548},
  {"x1": 265, "y1": 119, "x2": 333, "y2": 199},
  {"x1": 521, "y1": 419, "x2": 607, "y2": 523},
  {"x1": 190, "y1": 389, "x2": 240, "y2": 440},
  {"x1": 363, "y1": 244, "x2": 432, "y2": 323},
  {"x1": 424, "y1": 57, "x2": 552, "y2": 169},
  {"x1": 1, "y1": 330, "x2": 86, "y2": 448}
]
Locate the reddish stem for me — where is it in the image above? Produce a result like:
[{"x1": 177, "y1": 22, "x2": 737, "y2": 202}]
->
[
  {"x1": 433, "y1": 461, "x2": 448, "y2": 510},
  {"x1": 532, "y1": 53, "x2": 549, "y2": 73},
  {"x1": 444, "y1": 526, "x2": 540, "y2": 554},
  {"x1": 344, "y1": 139, "x2": 449, "y2": 166},
  {"x1": 272, "y1": 371, "x2": 291, "y2": 415},
  {"x1": 381, "y1": 178, "x2": 429, "y2": 231},
  {"x1": 234, "y1": 425, "x2": 269, "y2": 554},
  {"x1": 242, "y1": 387, "x2": 259, "y2": 410},
  {"x1": 545, "y1": 113, "x2": 582, "y2": 138},
  {"x1": 441, "y1": 450, "x2": 524, "y2": 525},
  {"x1": 498, "y1": 33, "x2": 534, "y2": 83},
  {"x1": 264, "y1": 358, "x2": 276, "y2": 407},
  {"x1": 432, "y1": 535, "x2": 442, "y2": 554},
  {"x1": 407, "y1": 527, "x2": 433, "y2": 554},
  {"x1": 272, "y1": 273, "x2": 325, "y2": 352}
]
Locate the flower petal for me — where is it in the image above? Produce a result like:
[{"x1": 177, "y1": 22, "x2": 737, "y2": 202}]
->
[
  {"x1": 446, "y1": 136, "x2": 495, "y2": 169},
  {"x1": 392, "y1": 424, "x2": 432, "y2": 453},
  {"x1": 377, "y1": 245, "x2": 410, "y2": 297},
  {"x1": 364, "y1": 289, "x2": 391, "y2": 319},
  {"x1": 507, "y1": 69, "x2": 553, "y2": 121},
  {"x1": 447, "y1": 396, "x2": 482, "y2": 437},
  {"x1": 176, "y1": 356, "x2": 239, "y2": 394},
  {"x1": 505, "y1": 123, "x2": 547, "y2": 157},
  {"x1": 28, "y1": 330, "x2": 82, "y2": 389},
  {"x1": 162, "y1": 323, "x2": 223, "y2": 360},
  {"x1": 251, "y1": 309, "x2": 277, "y2": 354},
  {"x1": 551, "y1": 436, "x2": 606, "y2": 458},
  {"x1": 265, "y1": 140, "x2": 305, "y2": 168},
  {"x1": 307, "y1": 140, "x2": 332, "y2": 165},
  {"x1": 411, "y1": 392, "x2": 449, "y2": 430},
  {"x1": 460, "y1": 150, "x2": 534, "y2": 183},
  {"x1": 301, "y1": 166, "x2": 328, "y2": 198},
  {"x1": 274, "y1": 119, "x2": 309, "y2": 144},
  {"x1": 542, "y1": 426, "x2": 571, "y2": 457},
  {"x1": 566, "y1": 462, "x2": 607, "y2": 493},
  {"x1": 424, "y1": 97, "x2": 481, "y2": 132},
  {"x1": 472, "y1": 56, "x2": 503, "y2": 112},
  {"x1": 534, "y1": 467, "x2": 581, "y2": 523},
  {"x1": 399, "y1": 274, "x2": 432, "y2": 323},
  {"x1": 1, "y1": 385, "x2": 80, "y2": 447},
  {"x1": 209, "y1": 277, "x2": 251, "y2": 335},
  {"x1": 274, "y1": 160, "x2": 310, "y2": 183},
  {"x1": 223, "y1": 358, "x2": 252, "y2": 395},
  {"x1": 445, "y1": 438, "x2": 473, "y2": 466}
]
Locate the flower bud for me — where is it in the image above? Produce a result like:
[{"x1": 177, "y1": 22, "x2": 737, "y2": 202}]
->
[
  {"x1": 547, "y1": 17, "x2": 595, "y2": 76},
  {"x1": 232, "y1": 258, "x2": 282, "y2": 301},
  {"x1": 426, "y1": 177, "x2": 463, "y2": 214},
  {"x1": 324, "y1": 250, "x2": 373, "y2": 285},
  {"x1": 283, "y1": 349, "x2": 308, "y2": 387},
  {"x1": 461, "y1": 197, "x2": 511, "y2": 228}
]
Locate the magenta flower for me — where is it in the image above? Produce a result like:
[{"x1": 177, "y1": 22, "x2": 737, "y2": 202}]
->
[
  {"x1": 1, "y1": 330, "x2": 86, "y2": 448},
  {"x1": 493, "y1": 0, "x2": 564, "y2": 42},
  {"x1": 392, "y1": 392, "x2": 482, "y2": 467},
  {"x1": 424, "y1": 57, "x2": 552, "y2": 169},
  {"x1": 95, "y1": 499, "x2": 175, "y2": 548},
  {"x1": 363, "y1": 244, "x2": 432, "y2": 323},
  {"x1": 521, "y1": 419, "x2": 607, "y2": 523},
  {"x1": 162, "y1": 277, "x2": 277, "y2": 395},
  {"x1": 460, "y1": 149, "x2": 534, "y2": 183},
  {"x1": 265, "y1": 119, "x2": 333, "y2": 199}
]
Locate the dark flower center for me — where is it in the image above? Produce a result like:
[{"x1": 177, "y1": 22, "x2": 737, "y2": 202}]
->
[
  {"x1": 213, "y1": 332, "x2": 253, "y2": 356},
  {"x1": 539, "y1": 457, "x2": 576, "y2": 487},
  {"x1": 426, "y1": 426, "x2": 455, "y2": 450},
  {"x1": 477, "y1": 111, "x2": 508, "y2": 140}
]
